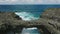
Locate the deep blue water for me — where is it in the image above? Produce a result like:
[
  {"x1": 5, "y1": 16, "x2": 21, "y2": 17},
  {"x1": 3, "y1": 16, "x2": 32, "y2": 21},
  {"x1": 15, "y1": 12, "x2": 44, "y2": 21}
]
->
[
  {"x1": 0, "y1": 5, "x2": 60, "y2": 21},
  {"x1": 0, "y1": 5, "x2": 60, "y2": 11}
]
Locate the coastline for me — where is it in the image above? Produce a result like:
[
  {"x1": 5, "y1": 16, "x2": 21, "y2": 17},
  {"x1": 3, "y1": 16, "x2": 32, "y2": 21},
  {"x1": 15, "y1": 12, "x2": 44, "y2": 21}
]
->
[{"x1": 0, "y1": 8, "x2": 60, "y2": 34}]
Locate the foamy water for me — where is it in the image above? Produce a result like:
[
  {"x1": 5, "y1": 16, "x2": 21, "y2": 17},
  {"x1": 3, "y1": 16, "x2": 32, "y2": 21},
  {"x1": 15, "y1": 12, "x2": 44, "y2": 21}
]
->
[
  {"x1": 15, "y1": 12, "x2": 39, "y2": 21},
  {"x1": 21, "y1": 27, "x2": 40, "y2": 34}
]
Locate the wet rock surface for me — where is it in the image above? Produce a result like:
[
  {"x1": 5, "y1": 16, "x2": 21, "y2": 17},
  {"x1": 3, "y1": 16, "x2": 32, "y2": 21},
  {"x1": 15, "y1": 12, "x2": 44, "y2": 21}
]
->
[{"x1": 0, "y1": 8, "x2": 60, "y2": 34}]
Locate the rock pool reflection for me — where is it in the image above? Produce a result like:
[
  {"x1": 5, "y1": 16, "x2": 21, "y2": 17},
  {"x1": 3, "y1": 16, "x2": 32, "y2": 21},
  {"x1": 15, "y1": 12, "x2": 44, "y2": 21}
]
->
[{"x1": 21, "y1": 27, "x2": 40, "y2": 34}]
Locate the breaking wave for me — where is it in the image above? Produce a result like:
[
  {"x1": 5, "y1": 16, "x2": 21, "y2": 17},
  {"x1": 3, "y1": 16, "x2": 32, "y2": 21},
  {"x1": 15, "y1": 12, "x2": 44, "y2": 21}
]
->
[{"x1": 15, "y1": 12, "x2": 39, "y2": 21}]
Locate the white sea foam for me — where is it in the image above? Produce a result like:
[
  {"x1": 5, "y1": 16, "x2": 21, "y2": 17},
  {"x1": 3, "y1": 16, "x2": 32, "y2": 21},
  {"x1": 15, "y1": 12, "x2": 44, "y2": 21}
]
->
[
  {"x1": 21, "y1": 27, "x2": 39, "y2": 34},
  {"x1": 26, "y1": 27, "x2": 37, "y2": 30},
  {"x1": 15, "y1": 12, "x2": 39, "y2": 21}
]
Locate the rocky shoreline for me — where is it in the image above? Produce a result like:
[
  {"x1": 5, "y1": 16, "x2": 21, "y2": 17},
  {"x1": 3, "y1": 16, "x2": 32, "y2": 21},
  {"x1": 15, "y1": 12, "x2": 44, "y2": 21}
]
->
[{"x1": 0, "y1": 8, "x2": 60, "y2": 34}]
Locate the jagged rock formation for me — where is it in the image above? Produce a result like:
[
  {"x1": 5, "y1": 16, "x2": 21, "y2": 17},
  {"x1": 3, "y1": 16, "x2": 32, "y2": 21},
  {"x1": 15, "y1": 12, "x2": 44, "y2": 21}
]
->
[
  {"x1": 0, "y1": 12, "x2": 23, "y2": 34},
  {"x1": 0, "y1": 8, "x2": 60, "y2": 34},
  {"x1": 39, "y1": 8, "x2": 60, "y2": 34}
]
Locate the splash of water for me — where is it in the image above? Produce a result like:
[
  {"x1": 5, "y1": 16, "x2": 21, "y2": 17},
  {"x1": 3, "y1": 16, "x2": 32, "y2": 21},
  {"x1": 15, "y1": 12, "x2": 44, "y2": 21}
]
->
[{"x1": 15, "y1": 12, "x2": 39, "y2": 21}]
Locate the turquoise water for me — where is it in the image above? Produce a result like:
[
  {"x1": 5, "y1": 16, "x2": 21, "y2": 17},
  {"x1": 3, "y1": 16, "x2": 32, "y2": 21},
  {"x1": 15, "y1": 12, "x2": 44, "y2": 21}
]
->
[
  {"x1": 21, "y1": 27, "x2": 40, "y2": 34},
  {"x1": 15, "y1": 12, "x2": 40, "y2": 21}
]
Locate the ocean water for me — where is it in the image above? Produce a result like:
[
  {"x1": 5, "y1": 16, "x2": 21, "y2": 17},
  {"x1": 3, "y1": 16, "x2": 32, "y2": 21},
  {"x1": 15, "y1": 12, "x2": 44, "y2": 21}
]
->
[
  {"x1": 0, "y1": 5, "x2": 60, "y2": 21},
  {"x1": 0, "y1": 5, "x2": 60, "y2": 11},
  {"x1": 15, "y1": 12, "x2": 40, "y2": 21},
  {"x1": 21, "y1": 27, "x2": 40, "y2": 34}
]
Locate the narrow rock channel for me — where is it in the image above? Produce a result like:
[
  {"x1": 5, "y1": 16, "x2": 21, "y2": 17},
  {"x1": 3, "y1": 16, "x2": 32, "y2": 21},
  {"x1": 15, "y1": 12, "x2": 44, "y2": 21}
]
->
[{"x1": 21, "y1": 27, "x2": 40, "y2": 34}]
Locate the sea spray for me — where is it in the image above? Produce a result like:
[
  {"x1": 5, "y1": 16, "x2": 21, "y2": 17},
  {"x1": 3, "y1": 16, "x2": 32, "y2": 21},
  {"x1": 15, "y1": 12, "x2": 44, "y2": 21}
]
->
[{"x1": 15, "y1": 12, "x2": 39, "y2": 21}]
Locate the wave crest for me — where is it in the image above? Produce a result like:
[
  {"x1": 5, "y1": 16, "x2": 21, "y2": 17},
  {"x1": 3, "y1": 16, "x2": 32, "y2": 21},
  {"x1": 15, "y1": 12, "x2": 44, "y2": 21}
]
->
[{"x1": 15, "y1": 12, "x2": 39, "y2": 21}]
